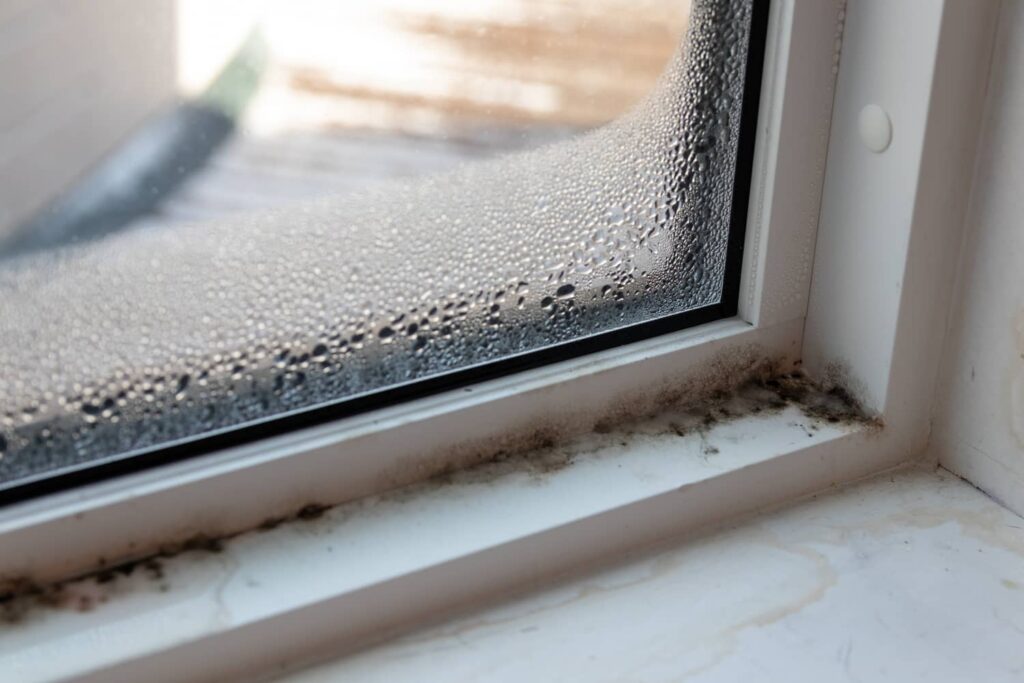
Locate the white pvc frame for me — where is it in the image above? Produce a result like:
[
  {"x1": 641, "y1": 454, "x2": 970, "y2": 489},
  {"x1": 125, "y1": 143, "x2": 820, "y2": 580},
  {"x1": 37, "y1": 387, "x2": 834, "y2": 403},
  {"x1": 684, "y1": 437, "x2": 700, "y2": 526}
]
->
[
  {"x1": 0, "y1": 0, "x2": 835, "y2": 586},
  {"x1": 0, "y1": 0, "x2": 1002, "y2": 677}
]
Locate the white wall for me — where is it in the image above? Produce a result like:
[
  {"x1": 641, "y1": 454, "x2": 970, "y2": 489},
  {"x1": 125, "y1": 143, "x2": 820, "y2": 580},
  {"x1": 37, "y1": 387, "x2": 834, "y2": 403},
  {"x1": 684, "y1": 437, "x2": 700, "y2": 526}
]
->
[{"x1": 932, "y1": 0, "x2": 1024, "y2": 516}]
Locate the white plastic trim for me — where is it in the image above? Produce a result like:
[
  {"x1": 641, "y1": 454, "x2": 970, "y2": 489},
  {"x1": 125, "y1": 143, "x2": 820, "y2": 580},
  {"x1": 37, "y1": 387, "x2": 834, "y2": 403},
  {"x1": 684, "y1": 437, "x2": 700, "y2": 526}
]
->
[
  {"x1": 804, "y1": 0, "x2": 999, "y2": 450},
  {"x1": 738, "y1": 0, "x2": 844, "y2": 328}
]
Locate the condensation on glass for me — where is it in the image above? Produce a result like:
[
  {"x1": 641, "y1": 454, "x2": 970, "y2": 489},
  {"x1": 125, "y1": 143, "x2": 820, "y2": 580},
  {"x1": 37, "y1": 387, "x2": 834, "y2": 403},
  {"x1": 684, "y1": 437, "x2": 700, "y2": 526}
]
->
[{"x1": 0, "y1": 0, "x2": 757, "y2": 485}]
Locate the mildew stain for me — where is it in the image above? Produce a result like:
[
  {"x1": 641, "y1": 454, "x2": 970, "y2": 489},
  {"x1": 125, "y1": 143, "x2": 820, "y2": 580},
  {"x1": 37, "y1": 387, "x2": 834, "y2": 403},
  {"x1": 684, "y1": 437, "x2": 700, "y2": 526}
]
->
[
  {"x1": 856, "y1": 506, "x2": 1024, "y2": 559},
  {"x1": 376, "y1": 347, "x2": 775, "y2": 493},
  {"x1": 396, "y1": 514, "x2": 840, "y2": 664},
  {"x1": 0, "y1": 363, "x2": 878, "y2": 624},
  {"x1": 0, "y1": 507, "x2": 328, "y2": 624},
  {"x1": 2, "y1": 551, "x2": 172, "y2": 624}
]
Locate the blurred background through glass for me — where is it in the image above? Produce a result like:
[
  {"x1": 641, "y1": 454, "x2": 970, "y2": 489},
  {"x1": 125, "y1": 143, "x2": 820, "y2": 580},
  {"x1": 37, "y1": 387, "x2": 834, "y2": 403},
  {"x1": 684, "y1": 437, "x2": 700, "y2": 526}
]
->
[{"x1": 0, "y1": 0, "x2": 691, "y2": 255}]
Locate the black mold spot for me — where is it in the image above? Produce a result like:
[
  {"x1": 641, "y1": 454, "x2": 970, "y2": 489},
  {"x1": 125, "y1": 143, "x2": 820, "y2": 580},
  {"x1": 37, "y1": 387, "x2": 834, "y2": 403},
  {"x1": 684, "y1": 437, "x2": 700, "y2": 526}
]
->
[
  {"x1": 258, "y1": 516, "x2": 286, "y2": 532},
  {"x1": 0, "y1": 532, "x2": 226, "y2": 623},
  {"x1": 143, "y1": 560, "x2": 165, "y2": 581},
  {"x1": 160, "y1": 534, "x2": 225, "y2": 556},
  {"x1": 297, "y1": 504, "x2": 328, "y2": 521}
]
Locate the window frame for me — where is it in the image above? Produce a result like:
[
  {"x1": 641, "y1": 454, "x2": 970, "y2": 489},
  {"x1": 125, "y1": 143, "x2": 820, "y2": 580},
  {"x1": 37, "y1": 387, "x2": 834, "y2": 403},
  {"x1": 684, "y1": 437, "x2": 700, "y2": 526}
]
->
[
  {"x1": 0, "y1": 0, "x2": 1000, "y2": 673},
  {"x1": 0, "y1": 0, "x2": 768, "y2": 503},
  {"x1": 0, "y1": 0, "x2": 836, "y2": 583}
]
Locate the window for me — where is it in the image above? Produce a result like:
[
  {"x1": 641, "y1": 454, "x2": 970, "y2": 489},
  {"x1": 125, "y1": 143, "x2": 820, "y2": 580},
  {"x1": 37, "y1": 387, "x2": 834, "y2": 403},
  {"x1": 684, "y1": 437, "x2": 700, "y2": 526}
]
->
[
  {"x1": 1, "y1": 0, "x2": 995, "y2": 676},
  {"x1": 0, "y1": 0, "x2": 768, "y2": 499}
]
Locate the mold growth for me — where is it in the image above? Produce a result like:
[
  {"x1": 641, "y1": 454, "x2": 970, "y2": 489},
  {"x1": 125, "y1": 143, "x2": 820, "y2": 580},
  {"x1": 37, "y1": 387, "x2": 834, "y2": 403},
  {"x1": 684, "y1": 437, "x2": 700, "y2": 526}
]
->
[
  {"x1": 0, "y1": 367, "x2": 878, "y2": 624},
  {"x1": 0, "y1": 509, "x2": 326, "y2": 624},
  {"x1": 3, "y1": 550, "x2": 170, "y2": 624},
  {"x1": 380, "y1": 346, "x2": 778, "y2": 494},
  {"x1": 814, "y1": 360, "x2": 875, "y2": 419}
]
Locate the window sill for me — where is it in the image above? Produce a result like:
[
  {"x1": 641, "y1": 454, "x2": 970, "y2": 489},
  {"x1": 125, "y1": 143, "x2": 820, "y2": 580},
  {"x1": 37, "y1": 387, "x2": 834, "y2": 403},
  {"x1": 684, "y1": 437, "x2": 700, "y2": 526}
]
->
[
  {"x1": 1, "y1": 393, "x2": 890, "y2": 682},
  {"x1": 286, "y1": 466, "x2": 1024, "y2": 683}
]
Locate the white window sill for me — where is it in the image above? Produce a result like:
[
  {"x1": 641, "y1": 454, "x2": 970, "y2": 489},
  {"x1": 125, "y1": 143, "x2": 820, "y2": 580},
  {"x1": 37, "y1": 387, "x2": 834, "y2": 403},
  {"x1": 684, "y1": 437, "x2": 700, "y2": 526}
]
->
[
  {"x1": 0, "y1": 386, "x2": 888, "y2": 682},
  {"x1": 285, "y1": 466, "x2": 1024, "y2": 683}
]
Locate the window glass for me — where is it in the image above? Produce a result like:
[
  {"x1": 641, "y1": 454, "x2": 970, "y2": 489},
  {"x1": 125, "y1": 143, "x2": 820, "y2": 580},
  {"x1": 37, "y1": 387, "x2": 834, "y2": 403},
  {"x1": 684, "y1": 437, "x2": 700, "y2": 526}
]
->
[{"x1": 0, "y1": 0, "x2": 763, "y2": 494}]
